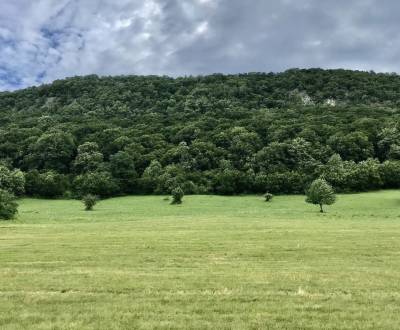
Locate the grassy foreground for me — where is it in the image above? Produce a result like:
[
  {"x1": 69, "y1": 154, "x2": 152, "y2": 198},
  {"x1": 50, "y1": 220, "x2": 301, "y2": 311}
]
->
[{"x1": 1, "y1": 191, "x2": 400, "y2": 329}]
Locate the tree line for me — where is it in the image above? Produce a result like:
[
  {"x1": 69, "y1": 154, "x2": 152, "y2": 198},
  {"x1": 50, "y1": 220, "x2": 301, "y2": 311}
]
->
[{"x1": 0, "y1": 68, "x2": 399, "y2": 200}]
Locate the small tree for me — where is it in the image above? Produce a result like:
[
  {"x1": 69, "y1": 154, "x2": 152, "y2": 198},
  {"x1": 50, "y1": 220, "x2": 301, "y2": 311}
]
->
[
  {"x1": 306, "y1": 179, "x2": 336, "y2": 213},
  {"x1": 82, "y1": 194, "x2": 98, "y2": 211},
  {"x1": 171, "y1": 187, "x2": 184, "y2": 205},
  {"x1": 264, "y1": 192, "x2": 274, "y2": 202},
  {"x1": 0, "y1": 189, "x2": 18, "y2": 220}
]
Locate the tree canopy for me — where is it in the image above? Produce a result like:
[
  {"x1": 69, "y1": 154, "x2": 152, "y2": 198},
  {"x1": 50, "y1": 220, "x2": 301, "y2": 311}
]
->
[
  {"x1": 0, "y1": 69, "x2": 400, "y2": 197},
  {"x1": 306, "y1": 179, "x2": 336, "y2": 213}
]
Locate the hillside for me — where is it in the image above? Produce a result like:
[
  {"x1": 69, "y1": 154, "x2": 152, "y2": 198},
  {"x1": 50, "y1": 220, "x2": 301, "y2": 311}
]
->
[{"x1": 0, "y1": 69, "x2": 399, "y2": 197}]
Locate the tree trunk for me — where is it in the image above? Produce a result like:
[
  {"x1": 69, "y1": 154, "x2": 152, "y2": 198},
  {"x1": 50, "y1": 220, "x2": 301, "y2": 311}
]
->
[{"x1": 319, "y1": 204, "x2": 324, "y2": 213}]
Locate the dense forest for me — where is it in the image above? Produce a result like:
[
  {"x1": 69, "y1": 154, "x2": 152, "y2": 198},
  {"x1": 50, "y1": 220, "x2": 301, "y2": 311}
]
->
[{"x1": 0, "y1": 68, "x2": 399, "y2": 198}]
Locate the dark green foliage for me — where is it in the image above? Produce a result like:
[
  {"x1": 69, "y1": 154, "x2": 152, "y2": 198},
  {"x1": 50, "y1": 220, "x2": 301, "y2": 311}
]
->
[
  {"x1": 328, "y1": 132, "x2": 374, "y2": 162},
  {"x1": 110, "y1": 151, "x2": 137, "y2": 193},
  {"x1": 140, "y1": 160, "x2": 163, "y2": 193},
  {"x1": 82, "y1": 194, "x2": 98, "y2": 211},
  {"x1": 264, "y1": 193, "x2": 274, "y2": 202},
  {"x1": 0, "y1": 189, "x2": 18, "y2": 220},
  {"x1": 0, "y1": 165, "x2": 25, "y2": 195},
  {"x1": 379, "y1": 161, "x2": 400, "y2": 188},
  {"x1": 73, "y1": 171, "x2": 119, "y2": 197},
  {"x1": 25, "y1": 130, "x2": 76, "y2": 173},
  {"x1": 25, "y1": 170, "x2": 69, "y2": 198},
  {"x1": 73, "y1": 142, "x2": 104, "y2": 173},
  {"x1": 171, "y1": 187, "x2": 184, "y2": 205},
  {"x1": 306, "y1": 179, "x2": 336, "y2": 213},
  {"x1": 1, "y1": 69, "x2": 400, "y2": 197}
]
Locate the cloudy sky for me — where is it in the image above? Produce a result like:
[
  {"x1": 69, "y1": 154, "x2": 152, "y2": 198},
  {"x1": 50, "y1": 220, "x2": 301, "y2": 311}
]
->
[{"x1": 0, "y1": 0, "x2": 399, "y2": 90}]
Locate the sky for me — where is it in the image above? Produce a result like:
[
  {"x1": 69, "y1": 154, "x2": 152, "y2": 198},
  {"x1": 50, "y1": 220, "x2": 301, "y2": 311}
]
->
[{"x1": 0, "y1": 0, "x2": 399, "y2": 91}]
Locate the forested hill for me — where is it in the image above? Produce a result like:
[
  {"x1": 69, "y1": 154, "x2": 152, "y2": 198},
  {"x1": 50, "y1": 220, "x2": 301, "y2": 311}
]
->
[{"x1": 0, "y1": 68, "x2": 399, "y2": 198}]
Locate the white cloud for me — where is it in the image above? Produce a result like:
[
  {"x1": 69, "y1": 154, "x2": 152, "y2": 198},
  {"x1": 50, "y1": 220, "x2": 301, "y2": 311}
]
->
[
  {"x1": 0, "y1": 0, "x2": 218, "y2": 89},
  {"x1": 195, "y1": 21, "x2": 209, "y2": 35},
  {"x1": 1, "y1": 0, "x2": 400, "y2": 90}
]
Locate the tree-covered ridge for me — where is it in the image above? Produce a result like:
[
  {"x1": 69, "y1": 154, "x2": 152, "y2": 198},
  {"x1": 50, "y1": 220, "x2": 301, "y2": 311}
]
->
[{"x1": 0, "y1": 69, "x2": 399, "y2": 197}]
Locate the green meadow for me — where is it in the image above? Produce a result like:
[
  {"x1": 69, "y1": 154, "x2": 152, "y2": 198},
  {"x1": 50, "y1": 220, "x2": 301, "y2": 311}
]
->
[{"x1": 1, "y1": 191, "x2": 400, "y2": 329}]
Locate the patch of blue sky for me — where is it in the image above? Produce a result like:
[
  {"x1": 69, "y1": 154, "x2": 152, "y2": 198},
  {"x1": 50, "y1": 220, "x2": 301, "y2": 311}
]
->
[{"x1": 0, "y1": 65, "x2": 22, "y2": 88}]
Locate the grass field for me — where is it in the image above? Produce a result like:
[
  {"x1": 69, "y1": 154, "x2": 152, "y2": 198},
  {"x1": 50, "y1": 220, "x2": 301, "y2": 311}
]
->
[{"x1": 1, "y1": 191, "x2": 400, "y2": 329}]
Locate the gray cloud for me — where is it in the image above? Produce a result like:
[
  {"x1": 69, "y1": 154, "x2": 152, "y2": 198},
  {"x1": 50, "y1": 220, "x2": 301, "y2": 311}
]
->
[{"x1": 1, "y1": 0, "x2": 400, "y2": 90}]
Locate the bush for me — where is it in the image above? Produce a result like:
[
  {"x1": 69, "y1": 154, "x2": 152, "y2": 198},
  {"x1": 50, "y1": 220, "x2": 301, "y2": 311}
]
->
[
  {"x1": 171, "y1": 187, "x2": 184, "y2": 205},
  {"x1": 0, "y1": 189, "x2": 18, "y2": 220},
  {"x1": 306, "y1": 179, "x2": 336, "y2": 213},
  {"x1": 82, "y1": 194, "x2": 98, "y2": 211},
  {"x1": 264, "y1": 192, "x2": 274, "y2": 202}
]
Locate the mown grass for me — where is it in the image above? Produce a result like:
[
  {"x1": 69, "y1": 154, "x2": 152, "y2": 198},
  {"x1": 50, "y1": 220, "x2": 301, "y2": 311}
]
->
[{"x1": 1, "y1": 191, "x2": 400, "y2": 329}]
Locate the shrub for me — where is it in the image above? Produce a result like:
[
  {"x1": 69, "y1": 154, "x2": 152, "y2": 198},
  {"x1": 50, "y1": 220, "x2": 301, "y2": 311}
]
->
[
  {"x1": 264, "y1": 192, "x2": 274, "y2": 202},
  {"x1": 306, "y1": 179, "x2": 336, "y2": 213},
  {"x1": 171, "y1": 187, "x2": 184, "y2": 205},
  {"x1": 82, "y1": 194, "x2": 98, "y2": 211},
  {"x1": 0, "y1": 189, "x2": 18, "y2": 220}
]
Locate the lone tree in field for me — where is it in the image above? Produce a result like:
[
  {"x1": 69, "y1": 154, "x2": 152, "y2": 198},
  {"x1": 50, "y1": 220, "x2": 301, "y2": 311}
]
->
[
  {"x1": 82, "y1": 194, "x2": 98, "y2": 211},
  {"x1": 171, "y1": 187, "x2": 184, "y2": 205},
  {"x1": 264, "y1": 192, "x2": 274, "y2": 202},
  {"x1": 0, "y1": 189, "x2": 18, "y2": 220},
  {"x1": 306, "y1": 179, "x2": 336, "y2": 213}
]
